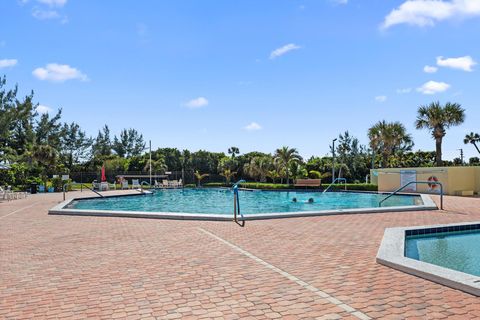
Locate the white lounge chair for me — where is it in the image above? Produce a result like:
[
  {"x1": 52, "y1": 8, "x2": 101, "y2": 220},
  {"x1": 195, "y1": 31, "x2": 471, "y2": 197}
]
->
[
  {"x1": 122, "y1": 180, "x2": 129, "y2": 189},
  {"x1": 162, "y1": 179, "x2": 169, "y2": 188},
  {"x1": 154, "y1": 180, "x2": 161, "y2": 188},
  {"x1": 178, "y1": 179, "x2": 183, "y2": 187},
  {"x1": 132, "y1": 179, "x2": 141, "y2": 189}
]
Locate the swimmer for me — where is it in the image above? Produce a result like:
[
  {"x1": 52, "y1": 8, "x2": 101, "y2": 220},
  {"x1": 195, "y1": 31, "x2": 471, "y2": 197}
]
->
[
  {"x1": 292, "y1": 197, "x2": 298, "y2": 202},
  {"x1": 308, "y1": 198, "x2": 314, "y2": 203}
]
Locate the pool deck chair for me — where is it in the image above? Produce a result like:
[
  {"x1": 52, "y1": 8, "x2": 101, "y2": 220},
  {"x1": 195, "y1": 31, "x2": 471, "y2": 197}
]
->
[
  {"x1": 122, "y1": 180, "x2": 129, "y2": 189},
  {"x1": 294, "y1": 179, "x2": 321, "y2": 189},
  {"x1": 132, "y1": 179, "x2": 141, "y2": 189}
]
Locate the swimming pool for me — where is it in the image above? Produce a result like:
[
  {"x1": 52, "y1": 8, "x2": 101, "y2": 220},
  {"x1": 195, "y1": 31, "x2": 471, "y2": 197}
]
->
[
  {"x1": 406, "y1": 227, "x2": 480, "y2": 277},
  {"x1": 49, "y1": 188, "x2": 436, "y2": 221},
  {"x1": 66, "y1": 188, "x2": 422, "y2": 215},
  {"x1": 377, "y1": 222, "x2": 480, "y2": 296}
]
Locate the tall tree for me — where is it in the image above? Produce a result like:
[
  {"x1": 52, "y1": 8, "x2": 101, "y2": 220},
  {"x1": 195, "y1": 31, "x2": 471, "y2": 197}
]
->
[
  {"x1": 35, "y1": 109, "x2": 63, "y2": 149},
  {"x1": 464, "y1": 132, "x2": 480, "y2": 155},
  {"x1": 274, "y1": 146, "x2": 302, "y2": 184},
  {"x1": 368, "y1": 121, "x2": 413, "y2": 168},
  {"x1": 92, "y1": 125, "x2": 112, "y2": 157},
  {"x1": 60, "y1": 122, "x2": 92, "y2": 170},
  {"x1": 113, "y1": 128, "x2": 145, "y2": 158},
  {"x1": 415, "y1": 101, "x2": 465, "y2": 166}
]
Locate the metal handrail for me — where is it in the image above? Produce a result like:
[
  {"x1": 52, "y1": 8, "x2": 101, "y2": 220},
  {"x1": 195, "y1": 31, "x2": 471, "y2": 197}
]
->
[
  {"x1": 323, "y1": 178, "x2": 347, "y2": 193},
  {"x1": 379, "y1": 181, "x2": 443, "y2": 210},
  {"x1": 232, "y1": 180, "x2": 246, "y2": 227},
  {"x1": 80, "y1": 183, "x2": 105, "y2": 198}
]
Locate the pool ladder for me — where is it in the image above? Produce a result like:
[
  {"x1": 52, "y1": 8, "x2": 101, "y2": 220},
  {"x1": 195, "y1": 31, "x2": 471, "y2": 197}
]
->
[
  {"x1": 232, "y1": 180, "x2": 246, "y2": 227},
  {"x1": 323, "y1": 178, "x2": 347, "y2": 193},
  {"x1": 379, "y1": 181, "x2": 443, "y2": 210}
]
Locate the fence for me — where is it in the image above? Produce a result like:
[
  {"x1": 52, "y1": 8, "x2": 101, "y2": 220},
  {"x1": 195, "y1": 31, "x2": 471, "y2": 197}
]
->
[{"x1": 66, "y1": 171, "x2": 230, "y2": 185}]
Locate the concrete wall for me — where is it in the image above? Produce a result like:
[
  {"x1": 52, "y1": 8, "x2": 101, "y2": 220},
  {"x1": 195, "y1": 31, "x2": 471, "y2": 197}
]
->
[{"x1": 371, "y1": 166, "x2": 480, "y2": 196}]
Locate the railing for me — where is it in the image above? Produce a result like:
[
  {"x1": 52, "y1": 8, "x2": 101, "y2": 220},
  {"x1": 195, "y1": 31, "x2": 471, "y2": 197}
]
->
[
  {"x1": 323, "y1": 178, "x2": 347, "y2": 193},
  {"x1": 379, "y1": 181, "x2": 443, "y2": 210},
  {"x1": 80, "y1": 183, "x2": 105, "y2": 198},
  {"x1": 140, "y1": 181, "x2": 150, "y2": 193},
  {"x1": 232, "y1": 180, "x2": 246, "y2": 227}
]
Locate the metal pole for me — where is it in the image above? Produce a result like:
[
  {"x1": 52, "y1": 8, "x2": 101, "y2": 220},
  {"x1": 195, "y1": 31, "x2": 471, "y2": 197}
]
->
[
  {"x1": 332, "y1": 138, "x2": 337, "y2": 183},
  {"x1": 149, "y1": 140, "x2": 152, "y2": 187}
]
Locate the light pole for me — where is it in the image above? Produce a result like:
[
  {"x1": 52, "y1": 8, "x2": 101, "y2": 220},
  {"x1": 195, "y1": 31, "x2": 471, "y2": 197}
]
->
[
  {"x1": 457, "y1": 148, "x2": 464, "y2": 165},
  {"x1": 149, "y1": 140, "x2": 152, "y2": 186},
  {"x1": 332, "y1": 138, "x2": 337, "y2": 183}
]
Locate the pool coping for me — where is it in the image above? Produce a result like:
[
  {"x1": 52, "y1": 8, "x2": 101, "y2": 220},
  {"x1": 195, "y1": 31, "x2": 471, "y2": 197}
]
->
[
  {"x1": 376, "y1": 221, "x2": 480, "y2": 297},
  {"x1": 48, "y1": 193, "x2": 437, "y2": 221}
]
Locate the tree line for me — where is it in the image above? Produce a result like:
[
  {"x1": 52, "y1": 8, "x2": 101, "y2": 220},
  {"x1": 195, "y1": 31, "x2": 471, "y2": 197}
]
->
[{"x1": 1, "y1": 76, "x2": 479, "y2": 188}]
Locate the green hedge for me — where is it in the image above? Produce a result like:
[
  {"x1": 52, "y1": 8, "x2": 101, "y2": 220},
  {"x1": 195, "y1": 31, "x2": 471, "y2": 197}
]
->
[
  {"x1": 186, "y1": 182, "x2": 378, "y2": 191},
  {"x1": 326, "y1": 183, "x2": 378, "y2": 191}
]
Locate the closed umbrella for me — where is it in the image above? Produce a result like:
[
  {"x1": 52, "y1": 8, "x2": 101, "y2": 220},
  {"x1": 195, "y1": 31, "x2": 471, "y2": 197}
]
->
[{"x1": 101, "y1": 165, "x2": 107, "y2": 182}]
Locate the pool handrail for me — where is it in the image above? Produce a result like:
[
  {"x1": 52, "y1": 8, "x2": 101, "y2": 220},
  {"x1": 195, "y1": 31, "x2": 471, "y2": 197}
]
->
[
  {"x1": 379, "y1": 181, "x2": 443, "y2": 210},
  {"x1": 323, "y1": 178, "x2": 347, "y2": 193},
  {"x1": 232, "y1": 180, "x2": 246, "y2": 227},
  {"x1": 77, "y1": 183, "x2": 105, "y2": 198}
]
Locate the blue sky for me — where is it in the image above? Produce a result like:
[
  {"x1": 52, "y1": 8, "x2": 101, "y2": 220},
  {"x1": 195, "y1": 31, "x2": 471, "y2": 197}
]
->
[{"x1": 1, "y1": 0, "x2": 479, "y2": 160}]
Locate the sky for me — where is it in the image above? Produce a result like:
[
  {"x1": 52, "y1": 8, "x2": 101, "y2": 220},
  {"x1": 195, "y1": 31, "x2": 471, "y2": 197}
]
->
[{"x1": 1, "y1": 0, "x2": 479, "y2": 160}]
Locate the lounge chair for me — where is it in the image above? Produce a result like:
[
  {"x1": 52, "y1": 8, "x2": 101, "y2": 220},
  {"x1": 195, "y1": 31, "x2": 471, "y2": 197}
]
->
[
  {"x1": 177, "y1": 179, "x2": 183, "y2": 187},
  {"x1": 122, "y1": 180, "x2": 129, "y2": 189},
  {"x1": 132, "y1": 179, "x2": 141, "y2": 189},
  {"x1": 162, "y1": 179, "x2": 169, "y2": 188},
  {"x1": 154, "y1": 180, "x2": 161, "y2": 188}
]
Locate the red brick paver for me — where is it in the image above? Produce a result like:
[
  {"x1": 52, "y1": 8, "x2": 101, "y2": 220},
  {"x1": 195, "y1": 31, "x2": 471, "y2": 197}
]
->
[{"x1": 1, "y1": 192, "x2": 479, "y2": 319}]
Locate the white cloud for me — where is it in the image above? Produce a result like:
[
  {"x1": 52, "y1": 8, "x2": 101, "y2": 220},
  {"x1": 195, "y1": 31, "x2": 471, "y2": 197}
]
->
[
  {"x1": 244, "y1": 122, "x2": 262, "y2": 131},
  {"x1": 382, "y1": 0, "x2": 480, "y2": 29},
  {"x1": 396, "y1": 88, "x2": 412, "y2": 94},
  {"x1": 417, "y1": 80, "x2": 450, "y2": 94},
  {"x1": 37, "y1": 0, "x2": 67, "y2": 7},
  {"x1": 375, "y1": 95, "x2": 387, "y2": 102},
  {"x1": 269, "y1": 43, "x2": 301, "y2": 59},
  {"x1": 436, "y1": 55, "x2": 477, "y2": 71},
  {"x1": 32, "y1": 9, "x2": 60, "y2": 20},
  {"x1": 0, "y1": 59, "x2": 18, "y2": 68},
  {"x1": 36, "y1": 104, "x2": 52, "y2": 114},
  {"x1": 424, "y1": 65, "x2": 438, "y2": 73},
  {"x1": 184, "y1": 97, "x2": 209, "y2": 109},
  {"x1": 32, "y1": 63, "x2": 88, "y2": 82},
  {"x1": 332, "y1": 0, "x2": 348, "y2": 4}
]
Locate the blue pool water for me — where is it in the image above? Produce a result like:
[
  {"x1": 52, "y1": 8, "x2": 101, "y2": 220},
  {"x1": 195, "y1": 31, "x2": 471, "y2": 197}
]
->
[
  {"x1": 68, "y1": 188, "x2": 420, "y2": 215},
  {"x1": 406, "y1": 230, "x2": 480, "y2": 277}
]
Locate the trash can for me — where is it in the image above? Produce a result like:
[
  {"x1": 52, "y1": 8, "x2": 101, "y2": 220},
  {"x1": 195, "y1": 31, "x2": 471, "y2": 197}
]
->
[{"x1": 30, "y1": 183, "x2": 37, "y2": 194}]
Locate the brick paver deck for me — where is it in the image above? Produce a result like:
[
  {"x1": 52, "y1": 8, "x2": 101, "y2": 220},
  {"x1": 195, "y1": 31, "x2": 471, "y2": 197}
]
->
[{"x1": 1, "y1": 191, "x2": 480, "y2": 319}]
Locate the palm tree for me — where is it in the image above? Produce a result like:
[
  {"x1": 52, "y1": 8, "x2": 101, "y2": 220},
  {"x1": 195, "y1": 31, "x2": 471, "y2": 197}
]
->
[
  {"x1": 274, "y1": 146, "x2": 302, "y2": 185},
  {"x1": 194, "y1": 170, "x2": 209, "y2": 187},
  {"x1": 33, "y1": 144, "x2": 58, "y2": 186},
  {"x1": 368, "y1": 121, "x2": 413, "y2": 168},
  {"x1": 415, "y1": 101, "x2": 465, "y2": 166},
  {"x1": 220, "y1": 168, "x2": 236, "y2": 184},
  {"x1": 228, "y1": 147, "x2": 240, "y2": 158},
  {"x1": 464, "y1": 132, "x2": 480, "y2": 154},
  {"x1": 244, "y1": 156, "x2": 272, "y2": 182}
]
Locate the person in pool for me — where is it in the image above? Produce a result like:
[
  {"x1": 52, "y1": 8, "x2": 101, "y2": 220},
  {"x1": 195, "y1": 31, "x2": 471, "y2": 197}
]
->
[{"x1": 292, "y1": 197, "x2": 314, "y2": 203}]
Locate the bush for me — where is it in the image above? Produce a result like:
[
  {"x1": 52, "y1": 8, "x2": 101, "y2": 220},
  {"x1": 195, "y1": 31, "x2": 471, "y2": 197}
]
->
[
  {"x1": 327, "y1": 183, "x2": 378, "y2": 191},
  {"x1": 185, "y1": 182, "x2": 378, "y2": 191}
]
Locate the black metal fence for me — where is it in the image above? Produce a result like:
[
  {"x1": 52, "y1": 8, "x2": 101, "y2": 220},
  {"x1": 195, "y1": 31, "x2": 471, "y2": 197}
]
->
[{"x1": 67, "y1": 170, "x2": 229, "y2": 185}]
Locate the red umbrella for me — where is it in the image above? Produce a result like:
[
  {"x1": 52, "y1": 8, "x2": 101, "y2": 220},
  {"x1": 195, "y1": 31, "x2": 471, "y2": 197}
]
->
[{"x1": 101, "y1": 165, "x2": 107, "y2": 182}]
